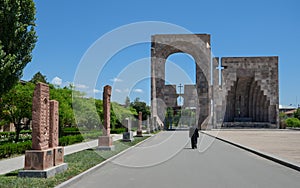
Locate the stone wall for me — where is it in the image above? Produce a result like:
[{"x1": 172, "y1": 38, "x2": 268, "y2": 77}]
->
[{"x1": 151, "y1": 34, "x2": 212, "y2": 128}]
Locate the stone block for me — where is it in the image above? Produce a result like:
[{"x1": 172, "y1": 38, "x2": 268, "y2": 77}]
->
[
  {"x1": 19, "y1": 163, "x2": 68, "y2": 178},
  {"x1": 136, "y1": 130, "x2": 143, "y2": 137},
  {"x1": 122, "y1": 131, "x2": 134, "y2": 142},
  {"x1": 98, "y1": 136, "x2": 114, "y2": 150},
  {"x1": 24, "y1": 148, "x2": 54, "y2": 170},
  {"x1": 53, "y1": 147, "x2": 64, "y2": 166}
]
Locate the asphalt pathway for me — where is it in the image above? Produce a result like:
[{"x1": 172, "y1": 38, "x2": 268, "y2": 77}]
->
[{"x1": 65, "y1": 131, "x2": 300, "y2": 188}]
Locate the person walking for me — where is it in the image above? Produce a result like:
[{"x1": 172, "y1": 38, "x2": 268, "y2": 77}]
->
[{"x1": 189, "y1": 126, "x2": 199, "y2": 149}]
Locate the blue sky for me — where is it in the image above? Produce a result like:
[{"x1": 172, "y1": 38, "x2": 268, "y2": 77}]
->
[{"x1": 22, "y1": 0, "x2": 300, "y2": 106}]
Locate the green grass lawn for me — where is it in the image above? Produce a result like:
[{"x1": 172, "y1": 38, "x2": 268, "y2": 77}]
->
[{"x1": 0, "y1": 136, "x2": 149, "y2": 188}]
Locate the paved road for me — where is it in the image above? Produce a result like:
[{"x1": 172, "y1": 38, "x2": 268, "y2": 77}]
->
[{"x1": 65, "y1": 131, "x2": 300, "y2": 188}]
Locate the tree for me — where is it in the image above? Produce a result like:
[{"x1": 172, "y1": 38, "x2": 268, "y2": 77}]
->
[
  {"x1": 50, "y1": 85, "x2": 75, "y2": 127},
  {"x1": 30, "y1": 71, "x2": 48, "y2": 84},
  {"x1": 0, "y1": 0, "x2": 37, "y2": 97},
  {"x1": 294, "y1": 108, "x2": 300, "y2": 120},
  {"x1": 0, "y1": 82, "x2": 35, "y2": 142},
  {"x1": 130, "y1": 97, "x2": 150, "y2": 120}
]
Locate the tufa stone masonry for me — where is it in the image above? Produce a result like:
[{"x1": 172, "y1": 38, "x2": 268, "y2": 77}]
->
[
  {"x1": 151, "y1": 34, "x2": 279, "y2": 129},
  {"x1": 19, "y1": 83, "x2": 67, "y2": 178}
]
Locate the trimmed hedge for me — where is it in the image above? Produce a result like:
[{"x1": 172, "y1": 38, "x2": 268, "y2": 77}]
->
[
  {"x1": 59, "y1": 135, "x2": 84, "y2": 146},
  {"x1": 0, "y1": 141, "x2": 32, "y2": 158},
  {"x1": 111, "y1": 128, "x2": 126, "y2": 134}
]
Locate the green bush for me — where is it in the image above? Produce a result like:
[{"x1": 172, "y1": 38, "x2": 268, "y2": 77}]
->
[
  {"x1": 285, "y1": 118, "x2": 300, "y2": 127},
  {"x1": 59, "y1": 135, "x2": 84, "y2": 146},
  {"x1": 82, "y1": 132, "x2": 101, "y2": 140},
  {"x1": 0, "y1": 141, "x2": 32, "y2": 158},
  {"x1": 110, "y1": 128, "x2": 126, "y2": 134}
]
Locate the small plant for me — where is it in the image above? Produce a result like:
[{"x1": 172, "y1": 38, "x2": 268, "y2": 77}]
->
[{"x1": 285, "y1": 118, "x2": 300, "y2": 128}]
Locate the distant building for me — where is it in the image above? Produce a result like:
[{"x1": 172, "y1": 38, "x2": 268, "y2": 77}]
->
[{"x1": 279, "y1": 105, "x2": 297, "y2": 113}]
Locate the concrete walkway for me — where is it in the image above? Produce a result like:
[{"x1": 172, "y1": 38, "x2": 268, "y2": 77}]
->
[
  {"x1": 60, "y1": 131, "x2": 300, "y2": 188},
  {"x1": 0, "y1": 134, "x2": 123, "y2": 175},
  {"x1": 203, "y1": 129, "x2": 300, "y2": 168}
]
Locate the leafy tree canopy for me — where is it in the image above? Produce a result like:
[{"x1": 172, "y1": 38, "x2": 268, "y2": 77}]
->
[
  {"x1": 130, "y1": 97, "x2": 150, "y2": 120},
  {"x1": 30, "y1": 71, "x2": 48, "y2": 84},
  {"x1": 0, "y1": 0, "x2": 37, "y2": 97}
]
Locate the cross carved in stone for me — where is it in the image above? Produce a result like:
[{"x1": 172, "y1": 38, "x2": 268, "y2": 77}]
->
[{"x1": 216, "y1": 61, "x2": 224, "y2": 86}]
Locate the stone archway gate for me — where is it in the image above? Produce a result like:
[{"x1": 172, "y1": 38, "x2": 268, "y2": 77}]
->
[{"x1": 150, "y1": 34, "x2": 212, "y2": 129}]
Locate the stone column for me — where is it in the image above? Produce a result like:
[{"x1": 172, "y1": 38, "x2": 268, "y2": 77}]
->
[
  {"x1": 122, "y1": 118, "x2": 134, "y2": 142},
  {"x1": 19, "y1": 83, "x2": 67, "y2": 178},
  {"x1": 49, "y1": 100, "x2": 64, "y2": 166},
  {"x1": 154, "y1": 116, "x2": 158, "y2": 131},
  {"x1": 136, "y1": 112, "x2": 143, "y2": 137},
  {"x1": 24, "y1": 83, "x2": 53, "y2": 171},
  {"x1": 98, "y1": 85, "x2": 115, "y2": 150},
  {"x1": 146, "y1": 116, "x2": 150, "y2": 133}
]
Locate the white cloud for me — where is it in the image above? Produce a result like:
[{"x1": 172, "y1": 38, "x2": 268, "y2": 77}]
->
[
  {"x1": 51, "y1": 76, "x2": 62, "y2": 86},
  {"x1": 75, "y1": 84, "x2": 89, "y2": 89},
  {"x1": 115, "y1": 89, "x2": 122, "y2": 93},
  {"x1": 133, "y1": 89, "x2": 143, "y2": 93},
  {"x1": 110, "y1": 78, "x2": 123, "y2": 82},
  {"x1": 93, "y1": 89, "x2": 101, "y2": 93}
]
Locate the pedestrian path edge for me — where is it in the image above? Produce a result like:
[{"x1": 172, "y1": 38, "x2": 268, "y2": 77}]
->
[
  {"x1": 201, "y1": 131, "x2": 300, "y2": 172},
  {"x1": 55, "y1": 134, "x2": 154, "y2": 188}
]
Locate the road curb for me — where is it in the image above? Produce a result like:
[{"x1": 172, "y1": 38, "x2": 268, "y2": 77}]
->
[
  {"x1": 201, "y1": 131, "x2": 300, "y2": 172},
  {"x1": 56, "y1": 134, "x2": 155, "y2": 188}
]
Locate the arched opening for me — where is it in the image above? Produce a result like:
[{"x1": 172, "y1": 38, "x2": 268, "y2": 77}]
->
[
  {"x1": 163, "y1": 53, "x2": 197, "y2": 129},
  {"x1": 151, "y1": 34, "x2": 212, "y2": 130},
  {"x1": 224, "y1": 77, "x2": 271, "y2": 127}
]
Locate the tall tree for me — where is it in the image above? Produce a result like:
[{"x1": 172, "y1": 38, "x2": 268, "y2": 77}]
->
[
  {"x1": 0, "y1": 82, "x2": 34, "y2": 142},
  {"x1": 130, "y1": 97, "x2": 150, "y2": 120},
  {"x1": 0, "y1": 0, "x2": 37, "y2": 97},
  {"x1": 30, "y1": 71, "x2": 48, "y2": 84}
]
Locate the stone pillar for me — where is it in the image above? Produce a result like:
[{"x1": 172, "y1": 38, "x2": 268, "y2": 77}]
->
[
  {"x1": 31, "y1": 83, "x2": 50, "y2": 150},
  {"x1": 136, "y1": 112, "x2": 143, "y2": 137},
  {"x1": 150, "y1": 116, "x2": 155, "y2": 133},
  {"x1": 19, "y1": 83, "x2": 67, "y2": 178},
  {"x1": 49, "y1": 100, "x2": 64, "y2": 166},
  {"x1": 122, "y1": 118, "x2": 134, "y2": 142},
  {"x1": 154, "y1": 116, "x2": 158, "y2": 131},
  {"x1": 98, "y1": 85, "x2": 115, "y2": 150},
  {"x1": 49, "y1": 100, "x2": 59, "y2": 148},
  {"x1": 146, "y1": 116, "x2": 150, "y2": 133}
]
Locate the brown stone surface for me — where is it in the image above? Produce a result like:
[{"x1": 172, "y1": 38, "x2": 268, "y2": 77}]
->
[
  {"x1": 103, "y1": 85, "x2": 111, "y2": 136},
  {"x1": 98, "y1": 85, "x2": 114, "y2": 148},
  {"x1": 137, "y1": 112, "x2": 143, "y2": 136},
  {"x1": 204, "y1": 130, "x2": 300, "y2": 164},
  {"x1": 98, "y1": 136, "x2": 113, "y2": 147},
  {"x1": 49, "y1": 100, "x2": 59, "y2": 148},
  {"x1": 32, "y1": 82, "x2": 50, "y2": 150},
  {"x1": 23, "y1": 83, "x2": 65, "y2": 173},
  {"x1": 24, "y1": 148, "x2": 54, "y2": 170},
  {"x1": 53, "y1": 147, "x2": 64, "y2": 166}
]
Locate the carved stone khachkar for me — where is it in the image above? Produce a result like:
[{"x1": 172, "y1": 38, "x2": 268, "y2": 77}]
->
[
  {"x1": 98, "y1": 85, "x2": 115, "y2": 150},
  {"x1": 136, "y1": 112, "x2": 143, "y2": 137},
  {"x1": 122, "y1": 118, "x2": 134, "y2": 142},
  {"x1": 19, "y1": 83, "x2": 67, "y2": 178},
  {"x1": 151, "y1": 34, "x2": 279, "y2": 129}
]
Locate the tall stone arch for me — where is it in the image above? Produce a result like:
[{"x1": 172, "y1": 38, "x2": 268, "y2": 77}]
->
[{"x1": 151, "y1": 34, "x2": 212, "y2": 129}]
